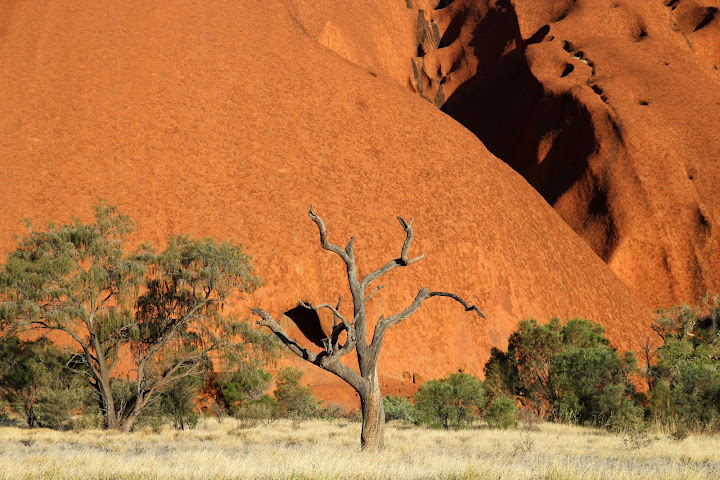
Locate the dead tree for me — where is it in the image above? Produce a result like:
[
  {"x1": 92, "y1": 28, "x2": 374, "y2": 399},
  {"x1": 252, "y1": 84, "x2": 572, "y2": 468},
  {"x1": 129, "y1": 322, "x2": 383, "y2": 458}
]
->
[{"x1": 251, "y1": 207, "x2": 484, "y2": 451}]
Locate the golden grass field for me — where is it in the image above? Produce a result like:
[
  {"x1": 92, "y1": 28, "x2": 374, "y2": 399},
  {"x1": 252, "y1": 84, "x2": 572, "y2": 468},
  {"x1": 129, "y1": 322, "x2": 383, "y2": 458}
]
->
[{"x1": 0, "y1": 418, "x2": 718, "y2": 479}]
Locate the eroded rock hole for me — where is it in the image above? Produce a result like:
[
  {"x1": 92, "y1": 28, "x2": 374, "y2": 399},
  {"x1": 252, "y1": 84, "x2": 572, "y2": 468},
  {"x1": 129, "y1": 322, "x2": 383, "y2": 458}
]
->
[
  {"x1": 698, "y1": 207, "x2": 710, "y2": 230},
  {"x1": 695, "y1": 7, "x2": 718, "y2": 31},
  {"x1": 284, "y1": 304, "x2": 326, "y2": 349},
  {"x1": 527, "y1": 24, "x2": 550, "y2": 44},
  {"x1": 561, "y1": 63, "x2": 574, "y2": 77},
  {"x1": 435, "y1": 0, "x2": 456, "y2": 9}
]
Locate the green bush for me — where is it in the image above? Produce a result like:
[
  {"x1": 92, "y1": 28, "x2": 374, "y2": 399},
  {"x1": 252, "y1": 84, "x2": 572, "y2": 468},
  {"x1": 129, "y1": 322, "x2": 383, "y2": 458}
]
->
[
  {"x1": 648, "y1": 298, "x2": 720, "y2": 430},
  {"x1": 235, "y1": 394, "x2": 278, "y2": 423},
  {"x1": 485, "y1": 318, "x2": 637, "y2": 425},
  {"x1": 220, "y1": 366, "x2": 273, "y2": 414},
  {"x1": 383, "y1": 396, "x2": 417, "y2": 424},
  {"x1": 34, "y1": 388, "x2": 82, "y2": 430},
  {"x1": 414, "y1": 372, "x2": 487, "y2": 429},
  {"x1": 158, "y1": 376, "x2": 202, "y2": 430},
  {"x1": 274, "y1": 367, "x2": 319, "y2": 419},
  {"x1": 0, "y1": 336, "x2": 81, "y2": 429},
  {"x1": 485, "y1": 395, "x2": 517, "y2": 429}
]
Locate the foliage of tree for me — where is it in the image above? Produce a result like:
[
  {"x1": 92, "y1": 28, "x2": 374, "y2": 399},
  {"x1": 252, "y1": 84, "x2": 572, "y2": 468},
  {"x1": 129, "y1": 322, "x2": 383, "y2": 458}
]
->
[
  {"x1": 383, "y1": 396, "x2": 417, "y2": 424},
  {"x1": 219, "y1": 365, "x2": 273, "y2": 416},
  {"x1": 648, "y1": 297, "x2": 720, "y2": 429},
  {"x1": 413, "y1": 372, "x2": 487, "y2": 429},
  {"x1": 0, "y1": 203, "x2": 264, "y2": 431},
  {"x1": 0, "y1": 336, "x2": 81, "y2": 428},
  {"x1": 485, "y1": 395, "x2": 517, "y2": 429},
  {"x1": 273, "y1": 367, "x2": 319, "y2": 419},
  {"x1": 485, "y1": 318, "x2": 637, "y2": 425}
]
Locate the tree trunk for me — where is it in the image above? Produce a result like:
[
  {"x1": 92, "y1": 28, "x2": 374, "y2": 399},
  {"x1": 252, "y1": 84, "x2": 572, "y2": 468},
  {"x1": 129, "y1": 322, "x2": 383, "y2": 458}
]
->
[
  {"x1": 96, "y1": 377, "x2": 120, "y2": 430},
  {"x1": 119, "y1": 414, "x2": 136, "y2": 433},
  {"x1": 359, "y1": 375, "x2": 385, "y2": 452}
]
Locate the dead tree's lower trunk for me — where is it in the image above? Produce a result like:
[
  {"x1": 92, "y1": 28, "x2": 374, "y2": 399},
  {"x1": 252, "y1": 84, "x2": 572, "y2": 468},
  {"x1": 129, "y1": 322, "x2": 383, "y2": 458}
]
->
[{"x1": 358, "y1": 373, "x2": 385, "y2": 452}]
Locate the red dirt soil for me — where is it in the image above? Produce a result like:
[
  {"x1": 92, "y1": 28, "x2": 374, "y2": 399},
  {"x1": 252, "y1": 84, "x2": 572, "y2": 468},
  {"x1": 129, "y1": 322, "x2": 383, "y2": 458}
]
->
[{"x1": 0, "y1": 1, "x2": 655, "y2": 406}]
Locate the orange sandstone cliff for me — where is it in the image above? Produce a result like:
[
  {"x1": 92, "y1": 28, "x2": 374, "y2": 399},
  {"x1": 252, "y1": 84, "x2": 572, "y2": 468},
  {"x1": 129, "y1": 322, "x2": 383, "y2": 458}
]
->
[{"x1": 0, "y1": 1, "x2": 660, "y2": 404}]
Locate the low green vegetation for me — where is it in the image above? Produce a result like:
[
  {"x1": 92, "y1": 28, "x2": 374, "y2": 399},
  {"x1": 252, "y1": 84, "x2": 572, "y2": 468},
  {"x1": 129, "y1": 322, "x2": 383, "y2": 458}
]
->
[
  {"x1": 413, "y1": 372, "x2": 487, "y2": 429},
  {"x1": 648, "y1": 298, "x2": 720, "y2": 430}
]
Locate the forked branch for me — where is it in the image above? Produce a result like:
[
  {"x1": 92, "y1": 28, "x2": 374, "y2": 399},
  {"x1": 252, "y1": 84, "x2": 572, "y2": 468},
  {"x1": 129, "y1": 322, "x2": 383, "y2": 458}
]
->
[
  {"x1": 361, "y1": 216, "x2": 425, "y2": 291},
  {"x1": 298, "y1": 299, "x2": 350, "y2": 327},
  {"x1": 308, "y1": 205, "x2": 353, "y2": 264},
  {"x1": 250, "y1": 308, "x2": 362, "y2": 389}
]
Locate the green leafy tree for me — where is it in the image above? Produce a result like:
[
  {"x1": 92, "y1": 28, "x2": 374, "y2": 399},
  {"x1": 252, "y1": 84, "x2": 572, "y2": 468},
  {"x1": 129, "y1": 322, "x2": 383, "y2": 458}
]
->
[
  {"x1": 649, "y1": 298, "x2": 720, "y2": 429},
  {"x1": 274, "y1": 367, "x2": 319, "y2": 419},
  {"x1": 485, "y1": 318, "x2": 637, "y2": 424},
  {"x1": 0, "y1": 204, "x2": 263, "y2": 431},
  {"x1": 413, "y1": 372, "x2": 487, "y2": 429},
  {"x1": 0, "y1": 336, "x2": 80, "y2": 428}
]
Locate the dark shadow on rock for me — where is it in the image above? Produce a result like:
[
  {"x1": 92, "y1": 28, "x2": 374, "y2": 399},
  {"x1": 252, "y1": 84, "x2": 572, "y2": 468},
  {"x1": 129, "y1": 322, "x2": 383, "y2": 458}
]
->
[
  {"x1": 440, "y1": 0, "x2": 597, "y2": 206},
  {"x1": 284, "y1": 304, "x2": 327, "y2": 349}
]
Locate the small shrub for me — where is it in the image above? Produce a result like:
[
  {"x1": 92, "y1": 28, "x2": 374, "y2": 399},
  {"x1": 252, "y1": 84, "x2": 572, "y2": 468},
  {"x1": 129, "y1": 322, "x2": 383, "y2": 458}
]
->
[
  {"x1": 383, "y1": 396, "x2": 417, "y2": 424},
  {"x1": 517, "y1": 408, "x2": 542, "y2": 431},
  {"x1": 321, "y1": 402, "x2": 347, "y2": 420},
  {"x1": 609, "y1": 401, "x2": 653, "y2": 449},
  {"x1": 670, "y1": 425, "x2": 689, "y2": 442},
  {"x1": 414, "y1": 372, "x2": 487, "y2": 429},
  {"x1": 485, "y1": 395, "x2": 517, "y2": 429},
  {"x1": 235, "y1": 395, "x2": 278, "y2": 424},
  {"x1": 274, "y1": 367, "x2": 319, "y2": 419}
]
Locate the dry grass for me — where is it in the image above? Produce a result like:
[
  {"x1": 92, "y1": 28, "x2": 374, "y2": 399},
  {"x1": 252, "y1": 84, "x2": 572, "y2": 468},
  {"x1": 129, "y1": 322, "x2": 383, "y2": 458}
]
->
[{"x1": 0, "y1": 419, "x2": 718, "y2": 479}]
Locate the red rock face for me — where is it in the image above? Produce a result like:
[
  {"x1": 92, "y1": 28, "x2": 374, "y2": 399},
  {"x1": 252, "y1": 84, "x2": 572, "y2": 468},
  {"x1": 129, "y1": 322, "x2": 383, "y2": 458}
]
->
[
  {"x1": 289, "y1": 0, "x2": 720, "y2": 309},
  {"x1": 402, "y1": 0, "x2": 720, "y2": 308},
  {"x1": 0, "y1": 1, "x2": 655, "y2": 406}
]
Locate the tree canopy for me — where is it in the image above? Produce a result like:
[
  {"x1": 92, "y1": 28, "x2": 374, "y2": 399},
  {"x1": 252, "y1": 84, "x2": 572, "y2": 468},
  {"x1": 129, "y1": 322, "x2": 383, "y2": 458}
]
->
[{"x1": 0, "y1": 203, "x2": 263, "y2": 430}]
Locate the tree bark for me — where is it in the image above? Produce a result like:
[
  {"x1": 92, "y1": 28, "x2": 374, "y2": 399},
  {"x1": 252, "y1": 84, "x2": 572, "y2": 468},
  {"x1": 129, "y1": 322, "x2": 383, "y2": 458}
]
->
[
  {"x1": 358, "y1": 373, "x2": 385, "y2": 452},
  {"x1": 97, "y1": 376, "x2": 120, "y2": 430}
]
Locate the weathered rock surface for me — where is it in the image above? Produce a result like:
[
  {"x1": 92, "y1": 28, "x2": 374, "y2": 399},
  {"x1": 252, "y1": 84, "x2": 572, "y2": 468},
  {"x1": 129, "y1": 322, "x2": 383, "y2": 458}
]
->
[
  {"x1": 0, "y1": 1, "x2": 653, "y2": 405},
  {"x1": 403, "y1": 0, "x2": 720, "y2": 308}
]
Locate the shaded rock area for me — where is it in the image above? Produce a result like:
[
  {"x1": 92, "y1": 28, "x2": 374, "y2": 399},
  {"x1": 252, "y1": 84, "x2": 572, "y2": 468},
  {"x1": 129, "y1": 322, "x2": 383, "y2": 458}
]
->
[
  {"x1": 0, "y1": 1, "x2": 660, "y2": 405},
  {"x1": 410, "y1": 0, "x2": 720, "y2": 308},
  {"x1": 297, "y1": 0, "x2": 720, "y2": 310}
]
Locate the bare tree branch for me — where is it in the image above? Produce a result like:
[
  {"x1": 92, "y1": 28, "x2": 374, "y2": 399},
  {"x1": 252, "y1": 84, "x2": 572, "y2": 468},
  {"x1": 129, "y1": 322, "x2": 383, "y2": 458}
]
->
[
  {"x1": 428, "y1": 292, "x2": 485, "y2": 318},
  {"x1": 371, "y1": 289, "x2": 484, "y2": 353},
  {"x1": 298, "y1": 299, "x2": 349, "y2": 326},
  {"x1": 308, "y1": 205, "x2": 351, "y2": 264},
  {"x1": 361, "y1": 216, "x2": 425, "y2": 291},
  {"x1": 251, "y1": 308, "x2": 363, "y2": 390},
  {"x1": 365, "y1": 284, "x2": 385, "y2": 302}
]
